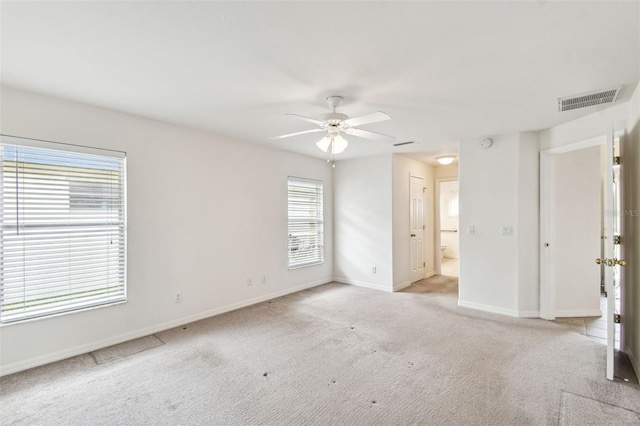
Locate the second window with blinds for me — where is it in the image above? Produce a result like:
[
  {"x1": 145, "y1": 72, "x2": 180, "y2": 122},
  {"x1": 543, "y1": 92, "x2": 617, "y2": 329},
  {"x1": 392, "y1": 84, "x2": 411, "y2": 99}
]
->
[{"x1": 287, "y1": 177, "x2": 323, "y2": 269}]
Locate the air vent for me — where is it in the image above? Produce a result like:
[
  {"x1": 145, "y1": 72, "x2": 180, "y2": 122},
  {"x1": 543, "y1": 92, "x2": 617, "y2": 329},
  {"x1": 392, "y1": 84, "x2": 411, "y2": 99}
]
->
[
  {"x1": 393, "y1": 140, "x2": 417, "y2": 147},
  {"x1": 558, "y1": 86, "x2": 622, "y2": 112}
]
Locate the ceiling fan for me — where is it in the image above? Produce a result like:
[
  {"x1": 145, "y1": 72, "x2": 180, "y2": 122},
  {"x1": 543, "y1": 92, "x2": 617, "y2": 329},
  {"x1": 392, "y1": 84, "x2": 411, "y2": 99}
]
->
[{"x1": 271, "y1": 96, "x2": 396, "y2": 154}]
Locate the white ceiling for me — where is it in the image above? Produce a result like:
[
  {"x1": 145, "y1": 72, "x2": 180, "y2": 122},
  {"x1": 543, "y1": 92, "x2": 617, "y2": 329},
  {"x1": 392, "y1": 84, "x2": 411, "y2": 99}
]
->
[{"x1": 1, "y1": 1, "x2": 639, "y2": 162}]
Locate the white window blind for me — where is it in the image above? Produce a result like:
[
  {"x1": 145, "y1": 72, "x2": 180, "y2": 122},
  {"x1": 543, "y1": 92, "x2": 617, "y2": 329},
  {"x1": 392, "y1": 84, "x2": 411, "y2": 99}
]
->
[
  {"x1": 0, "y1": 136, "x2": 126, "y2": 324},
  {"x1": 288, "y1": 177, "x2": 323, "y2": 268}
]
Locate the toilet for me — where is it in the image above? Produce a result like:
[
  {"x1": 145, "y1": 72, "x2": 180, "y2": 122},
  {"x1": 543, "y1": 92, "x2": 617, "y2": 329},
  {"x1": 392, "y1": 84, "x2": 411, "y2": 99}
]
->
[{"x1": 440, "y1": 245, "x2": 447, "y2": 260}]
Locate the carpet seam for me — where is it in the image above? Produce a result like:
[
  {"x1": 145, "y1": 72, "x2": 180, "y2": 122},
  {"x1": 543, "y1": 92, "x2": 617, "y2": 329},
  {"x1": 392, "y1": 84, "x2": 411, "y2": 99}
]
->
[{"x1": 561, "y1": 390, "x2": 640, "y2": 415}]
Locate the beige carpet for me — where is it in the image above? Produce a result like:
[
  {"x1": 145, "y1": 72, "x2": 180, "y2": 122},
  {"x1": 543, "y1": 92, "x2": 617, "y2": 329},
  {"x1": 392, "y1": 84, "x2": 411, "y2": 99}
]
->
[
  {"x1": 1, "y1": 276, "x2": 639, "y2": 425},
  {"x1": 90, "y1": 334, "x2": 164, "y2": 365}
]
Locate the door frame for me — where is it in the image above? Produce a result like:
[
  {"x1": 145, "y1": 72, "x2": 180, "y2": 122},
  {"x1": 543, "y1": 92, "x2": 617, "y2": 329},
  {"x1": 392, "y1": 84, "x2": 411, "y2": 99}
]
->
[
  {"x1": 435, "y1": 177, "x2": 459, "y2": 275},
  {"x1": 539, "y1": 135, "x2": 606, "y2": 320}
]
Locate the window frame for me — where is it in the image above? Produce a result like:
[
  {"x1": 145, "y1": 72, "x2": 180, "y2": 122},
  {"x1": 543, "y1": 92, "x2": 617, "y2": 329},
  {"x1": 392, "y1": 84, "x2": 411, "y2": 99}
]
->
[
  {"x1": 287, "y1": 176, "x2": 324, "y2": 269},
  {"x1": 0, "y1": 135, "x2": 127, "y2": 325}
]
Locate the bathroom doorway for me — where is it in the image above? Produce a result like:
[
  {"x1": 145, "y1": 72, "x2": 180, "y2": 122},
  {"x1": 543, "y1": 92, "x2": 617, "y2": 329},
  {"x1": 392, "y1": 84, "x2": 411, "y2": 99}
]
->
[{"x1": 436, "y1": 179, "x2": 459, "y2": 277}]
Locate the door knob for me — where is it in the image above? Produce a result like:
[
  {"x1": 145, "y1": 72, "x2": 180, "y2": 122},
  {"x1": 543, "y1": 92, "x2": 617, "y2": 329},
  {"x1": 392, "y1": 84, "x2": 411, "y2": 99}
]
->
[
  {"x1": 410, "y1": 233, "x2": 416, "y2": 237},
  {"x1": 595, "y1": 258, "x2": 627, "y2": 267}
]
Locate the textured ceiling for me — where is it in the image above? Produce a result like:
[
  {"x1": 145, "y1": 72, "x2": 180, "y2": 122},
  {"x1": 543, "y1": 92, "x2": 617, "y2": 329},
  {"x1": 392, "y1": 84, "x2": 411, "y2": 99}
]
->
[{"x1": 1, "y1": 1, "x2": 639, "y2": 162}]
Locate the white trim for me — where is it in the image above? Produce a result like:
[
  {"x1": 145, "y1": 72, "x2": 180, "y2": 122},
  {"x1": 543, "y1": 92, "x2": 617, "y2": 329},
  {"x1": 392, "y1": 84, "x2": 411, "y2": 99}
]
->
[
  {"x1": 554, "y1": 309, "x2": 602, "y2": 318},
  {"x1": 424, "y1": 270, "x2": 436, "y2": 279},
  {"x1": 539, "y1": 135, "x2": 607, "y2": 320},
  {"x1": 518, "y1": 310, "x2": 541, "y2": 318},
  {"x1": 333, "y1": 277, "x2": 393, "y2": 293},
  {"x1": 457, "y1": 300, "x2": 520, "y2": 318},
  {"x1": 544, "y1": 135, "x2": 606, "y2": 155},
  {"x1": 0, "y1": 278, "x2": 331, "y2": 377},
  {"x1": 393, "y1": 281, "x2": 412, "y2": 292}
]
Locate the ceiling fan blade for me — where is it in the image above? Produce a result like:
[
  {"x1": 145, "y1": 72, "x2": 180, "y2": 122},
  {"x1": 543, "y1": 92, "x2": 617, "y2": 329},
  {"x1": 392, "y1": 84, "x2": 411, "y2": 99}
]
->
[
  {"x1": 285, "y1": 113, "x2": 325, "y2": 126},
  {"x1": 270, "y1": 128, "x2": 325, "y2": 139},
  {"x1": 343, "y1": 111, "x2": 391, "y2": 127},
  {"x1": 345, "y1": 128, "x2": 396, "y2": 143}
]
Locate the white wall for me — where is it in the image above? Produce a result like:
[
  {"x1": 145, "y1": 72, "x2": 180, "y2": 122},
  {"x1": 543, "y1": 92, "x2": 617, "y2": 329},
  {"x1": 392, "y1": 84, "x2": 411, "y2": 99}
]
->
[
  {"x1": 0, "y1": 87, "x2": 334, "y2": 375},
  {"x1": 540, "y1": 101, "x2": 629, "y2": 150},
  {"x1": 552, "y1": 146, "x2": 602, "y2": 316},
  {"x1": 459, "y1": 134, "x2": 519, "y2": 315},
  {"x1": 434, "y1": 163, "x2": 459, "y2": 179},
  {"x1": 458, "y1": 132, "x2": 539, "y2": 317},
  {"x1": 392, "y1": 155, "x2": 435, "y2": 289},
  {"x1": 516, "y1": 132, "x2": 540, "y2": 315},
  {"x1": 333, "y1": 155, "x2": 393, "y2": 291},
  {"x1": 439, "y1": 180, "x2": 459, "y2": 258}
]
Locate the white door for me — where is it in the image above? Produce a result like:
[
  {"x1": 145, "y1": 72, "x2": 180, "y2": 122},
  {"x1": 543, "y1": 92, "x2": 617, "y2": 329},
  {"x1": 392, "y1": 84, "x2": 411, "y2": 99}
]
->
[
  {"x1": 410, "y1": 176, "x2": 424, "y2": 283},
  {"x1": 602, "y1": 130, "x2": 616, "y2": 380},
  {"x1": 601, "y1": 130, "x2": 626, "y2": 380}
]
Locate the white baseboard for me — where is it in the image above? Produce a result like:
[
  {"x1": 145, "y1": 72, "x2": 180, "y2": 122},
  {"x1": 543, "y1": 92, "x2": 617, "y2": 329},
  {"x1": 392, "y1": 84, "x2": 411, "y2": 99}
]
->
[
  {"x1": 457, "y1": 299, "x2": 520, "y2": 318},
  {"x1": 393, "y1": 281, "x2": 412, "y2": 292},
  {"x1": 554, "y1": 309, "x2": 602, "y2": 318},
  {"x1": 333, "y1": 277, "x2": 393, "y2": 293},
  {"x1": 0, "y1": 278, "x2": 331, "y2": 377},
  {"x1": 424, "y1": 270, "x2": 436, "y2": 279},
  {"x1": 518, "y1": 310, "x2": 541, "y2": 318}
]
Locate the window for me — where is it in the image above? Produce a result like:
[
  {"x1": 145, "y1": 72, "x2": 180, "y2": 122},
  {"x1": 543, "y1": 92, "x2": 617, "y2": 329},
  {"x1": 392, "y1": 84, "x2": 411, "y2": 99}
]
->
[
  {"x1": 288, "y1": 177, "x2": 323, "y2": 268},
  {"x1": 0, "y1": 136, "x2": 126, "y2": 324},
  {"x1": 448, "y1": 190, "x2": 459, "y2": 218}
]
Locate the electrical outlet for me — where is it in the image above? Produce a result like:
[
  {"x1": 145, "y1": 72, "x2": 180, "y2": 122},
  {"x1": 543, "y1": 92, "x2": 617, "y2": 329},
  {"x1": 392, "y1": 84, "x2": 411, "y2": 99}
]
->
[
  {"x1": 372, "y1": 266, "x2": 377, "y2": 274},
  {"x1": 261, "y1": 275, "x2": 267, "y2": 283},
  {"x1": 247, "y1": 277, "x2": 253, "y2": 286},
  {"x1": 500, "y1": 226, "x2": 513, "y2": 236},
  {"x1": 175, "y1": 292, "x2": 182, "y2": 303}
]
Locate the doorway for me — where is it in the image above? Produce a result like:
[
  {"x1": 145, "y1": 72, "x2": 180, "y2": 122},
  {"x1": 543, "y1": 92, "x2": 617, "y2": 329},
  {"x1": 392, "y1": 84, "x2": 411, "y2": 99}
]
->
[
  {"x1": 540, "y1": 132, "x2": 625, "y2": 381},
  {"x1": 436, "y1": 179, "x2": 459, "y2": 277},
  {"x1": 540, "y1": 136, "x2": 606, "y2": 320}
]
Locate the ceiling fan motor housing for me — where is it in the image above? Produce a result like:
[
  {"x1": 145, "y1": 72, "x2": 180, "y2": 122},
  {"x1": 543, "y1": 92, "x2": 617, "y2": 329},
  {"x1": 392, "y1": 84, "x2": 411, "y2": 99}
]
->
[{"x1": 323, "y1": 112, "x2": 349, "y2": 124}]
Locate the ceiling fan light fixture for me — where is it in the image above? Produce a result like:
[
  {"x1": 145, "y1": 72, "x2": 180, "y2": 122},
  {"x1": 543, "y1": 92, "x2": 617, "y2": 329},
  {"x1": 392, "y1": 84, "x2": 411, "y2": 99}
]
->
[
  {"x1": 316, "y1": 136, "x2": 331, "y2": 152},
  {"x1": 331, "y1": 135, "x2": 348, "y2": 154},
  {"x1": 436, "y1": 155, "x2": 456, "y2": 165},
  {"x1": 316, "y1": 134, "x2": 349, "y2": 154}
]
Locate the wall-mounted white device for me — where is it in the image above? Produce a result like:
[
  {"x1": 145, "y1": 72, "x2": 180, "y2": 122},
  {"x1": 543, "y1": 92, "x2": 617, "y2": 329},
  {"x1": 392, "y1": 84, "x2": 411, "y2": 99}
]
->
[{"x1": 480, "y1": 138, "x2": 493, "y2": 149}]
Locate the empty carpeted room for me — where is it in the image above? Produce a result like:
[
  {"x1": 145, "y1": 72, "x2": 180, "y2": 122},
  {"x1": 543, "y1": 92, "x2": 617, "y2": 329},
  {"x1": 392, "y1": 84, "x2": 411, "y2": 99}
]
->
[{"x1": 1, "y1": 1, "x2": 640, "y2": 425}]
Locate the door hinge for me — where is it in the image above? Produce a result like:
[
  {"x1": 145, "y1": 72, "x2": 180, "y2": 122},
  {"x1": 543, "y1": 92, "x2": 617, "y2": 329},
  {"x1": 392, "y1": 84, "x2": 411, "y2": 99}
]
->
[
  {"x1": 614, "y1": 313, "x2": 621, "y2": 324},
  {"x1": 613, "y1": 156, "x2": 621, "y2": 166},
  {"x1": 613, "y1": 235, "x2": 621, "y2": 245},
  {"x1": 423, "y1": 262, "x2": 425, "y2": 267},
  {"x1": 423, "y1": 225, "x2": 425, "y2": 230},
  {"x1": 423, "y1": 187, "x2": 426, "y2": 193}
]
